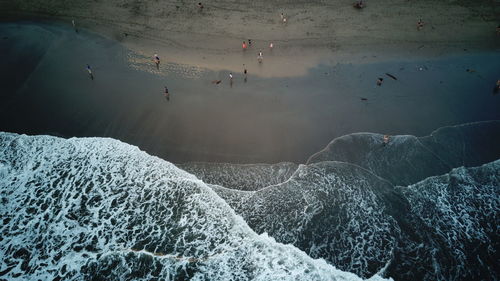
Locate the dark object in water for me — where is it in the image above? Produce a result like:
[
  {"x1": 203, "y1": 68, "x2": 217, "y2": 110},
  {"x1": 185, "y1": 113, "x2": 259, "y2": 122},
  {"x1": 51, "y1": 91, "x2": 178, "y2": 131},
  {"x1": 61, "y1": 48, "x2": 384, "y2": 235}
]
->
[
  {"x1": 376, "y1": 78, "x2": 384, "y2": 86},
  {"x1": 466, "y1": 69, "x2": 476, "y2": 73},
  {"x1": 212, "y1": 80, "x2": 222, "y2": 84},
  {"x1": 361, "y1": 98, "x2": 368, "y2": 101},
  {"x1": 385, "y1": 73, "x2": 397, "y2": 80}
]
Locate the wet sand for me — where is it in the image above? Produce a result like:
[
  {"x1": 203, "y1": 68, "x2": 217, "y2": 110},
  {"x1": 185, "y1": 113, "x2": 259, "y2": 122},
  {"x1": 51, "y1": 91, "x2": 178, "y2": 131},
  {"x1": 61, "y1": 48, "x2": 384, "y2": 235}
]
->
[{"x1": 1, "y1": 22, "x2": 499, "y2": 163}]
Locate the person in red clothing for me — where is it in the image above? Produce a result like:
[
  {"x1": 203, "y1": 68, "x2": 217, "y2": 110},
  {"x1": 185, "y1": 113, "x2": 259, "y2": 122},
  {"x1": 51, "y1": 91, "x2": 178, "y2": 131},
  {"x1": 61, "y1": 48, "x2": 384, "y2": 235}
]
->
[{"x1": 242, "y1": 41, "x2": 247, "y2": 50}]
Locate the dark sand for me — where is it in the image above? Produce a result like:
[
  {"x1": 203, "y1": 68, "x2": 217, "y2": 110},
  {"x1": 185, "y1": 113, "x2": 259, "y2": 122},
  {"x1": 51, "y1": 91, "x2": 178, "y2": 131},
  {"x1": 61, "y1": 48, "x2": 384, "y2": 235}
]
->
[{"x1": 1, "y1": 22, "x2": 499, "y2": 163}]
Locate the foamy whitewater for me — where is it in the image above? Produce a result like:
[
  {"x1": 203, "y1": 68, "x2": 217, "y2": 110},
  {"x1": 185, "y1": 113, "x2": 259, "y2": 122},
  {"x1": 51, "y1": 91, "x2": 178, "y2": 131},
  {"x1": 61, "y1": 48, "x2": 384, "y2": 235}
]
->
[
  {"x1": 1, "y1": 121, "x2": 499, "y2": 280},
  {"x1": 0, "y1": 132, "x2": 387, "y2": 280}
]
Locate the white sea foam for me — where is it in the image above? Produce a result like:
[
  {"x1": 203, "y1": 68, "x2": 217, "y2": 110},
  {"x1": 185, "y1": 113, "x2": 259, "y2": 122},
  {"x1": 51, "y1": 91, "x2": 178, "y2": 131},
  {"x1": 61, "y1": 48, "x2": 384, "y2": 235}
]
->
[{"x1": 0, "y1": 132, "x2": 388, "y2": 280}]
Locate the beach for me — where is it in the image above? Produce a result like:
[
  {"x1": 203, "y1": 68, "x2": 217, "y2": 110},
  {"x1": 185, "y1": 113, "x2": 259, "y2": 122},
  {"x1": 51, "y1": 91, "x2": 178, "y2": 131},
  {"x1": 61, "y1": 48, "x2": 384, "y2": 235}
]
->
[
  {"x1": 1, "y1": 22, "x2": 499, "y2": 163},
  {"x1": 0, "y1": 0, "x2": 499, "y2": 163}
]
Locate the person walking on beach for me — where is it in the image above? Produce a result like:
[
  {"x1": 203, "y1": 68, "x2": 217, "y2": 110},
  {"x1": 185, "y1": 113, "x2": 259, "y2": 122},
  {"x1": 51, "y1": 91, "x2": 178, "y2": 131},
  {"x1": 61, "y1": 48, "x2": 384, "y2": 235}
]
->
[
  {"x1": 248, "y1": 39, "x2": 252, "y2": 47},
  {"x1": 269, "y1": 42, "x2": 274, "y2": 50},
  {"x1": 154, "y1": 54, "x2": 160, "y2": 69},
  {"x1": 257, "y1": 50, "x2": 263, "y2": 63},
  {"x1": 164, "y1": 86, "x2": 170, "y2": 101},
  {"x1": 86, "y1": 64, "x2": 93, "y2": 80},
  {"x1": 242, "y1": 41, "x2": 247, "y2": 50},
  {"x1": 198, "y1": 2, "x2": 204, "y2": 11}
]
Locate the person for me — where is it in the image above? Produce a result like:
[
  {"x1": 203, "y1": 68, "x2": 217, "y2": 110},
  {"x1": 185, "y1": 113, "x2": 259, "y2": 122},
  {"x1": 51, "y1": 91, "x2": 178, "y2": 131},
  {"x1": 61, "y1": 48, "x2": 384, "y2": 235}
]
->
[
  {"x1": 164, "y1": 86, "x2": 170, "y2": 101},
  {"x1": 243, "y1": 64, "x2": 247, "y2": 82},
  {"x1": 376, "y1": 77, "x2": 383, "y2": 86},
  {"x1": 229, "y1": 72, "x2": 233, "y2": 80},
  {"x1": 258, "y1": 50, "x2": 263, "y2": 63},
  {"x1": 269, "y1": 42, "x2": 274, "y2": 50},
  {"x1": 154, "y1": 54, "x2": 160, "y2": 69},
  {"x1": 494, "y1": 79, "x2": 500, "y2": 94},
  {"x1": 497, "y1": 24, "x2": 500, "y2": 35},
  {"x1": 242, "y1": 41, "x2": 247, "y2": 50},
  {"x1": 280, "y1": 13, "x2": 284, "y2": 21},
  {"x1": 417, "y1": 18, "x2": 424, "y2": 30},
  {"x1": 86, "y1": 64, "x2": 93, "y2": 80},
  {"x1": 353, "y1": 0, "x2": 364, "y2": 9},
  {"x1": 248, "y1": 39, "x2": 252, "y2": 47},
  {"x1": 283, "y1": 16, "x2": 287, "y2": 24},
  {"x1": 72, "y1": 19, "x2": 78, "y2": 33},
  {"x1": 383, "y1": 135, "x2": 390, "y2": 146},
  {"x1": 198, "y1": 2, "x2": 204, "y2": 10}
]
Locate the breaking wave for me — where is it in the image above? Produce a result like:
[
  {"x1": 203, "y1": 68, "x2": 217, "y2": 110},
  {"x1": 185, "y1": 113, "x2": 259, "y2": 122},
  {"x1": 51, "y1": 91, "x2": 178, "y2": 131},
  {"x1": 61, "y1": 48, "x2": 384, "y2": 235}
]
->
[
  {"x1": 1, "y1": 120, "x2": 498, "y2": 281},
  {"x1": 0, "y1": 133, "x2": 386, "y2": 281},
  {"x1": 184, "y1": 121, "x2": 500, "y2": 280}
]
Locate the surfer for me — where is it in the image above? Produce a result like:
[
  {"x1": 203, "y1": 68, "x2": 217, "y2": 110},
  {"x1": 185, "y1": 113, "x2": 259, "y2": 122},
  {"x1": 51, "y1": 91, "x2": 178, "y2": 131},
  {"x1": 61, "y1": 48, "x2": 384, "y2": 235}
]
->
[
  {"x1": 86, "y1": 64, "x2": 93, "y2": 80},
  {"x1": 383, "y1": 135, "x2": 390, "y2": 146},
  {"x1": 164, "y1": 86, "x2": 170, "y2": 101},
  {"x1": 154, "y1": 54, "x2": 160, "y2": 69}
]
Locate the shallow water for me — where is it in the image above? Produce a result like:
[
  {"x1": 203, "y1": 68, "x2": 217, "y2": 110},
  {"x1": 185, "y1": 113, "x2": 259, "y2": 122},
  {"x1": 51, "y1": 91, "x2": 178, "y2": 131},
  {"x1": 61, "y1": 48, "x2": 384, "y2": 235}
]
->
[{"x1": 1, "y1": 22, "x2": 499, "y2": 164}]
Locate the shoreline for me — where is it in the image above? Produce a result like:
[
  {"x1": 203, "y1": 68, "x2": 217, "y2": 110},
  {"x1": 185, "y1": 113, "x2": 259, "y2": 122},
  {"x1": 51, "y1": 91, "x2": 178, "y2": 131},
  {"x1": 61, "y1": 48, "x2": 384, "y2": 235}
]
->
[{"x1": 1, "y1": 22, "x2": 499, "y2": 164}]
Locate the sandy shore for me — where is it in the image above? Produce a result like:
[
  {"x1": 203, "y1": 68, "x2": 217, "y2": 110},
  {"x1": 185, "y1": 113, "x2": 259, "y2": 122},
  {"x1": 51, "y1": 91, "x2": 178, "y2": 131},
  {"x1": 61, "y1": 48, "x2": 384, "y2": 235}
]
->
[{"x1": 1, "y1": 0, "x2": 499, "y2": 77}]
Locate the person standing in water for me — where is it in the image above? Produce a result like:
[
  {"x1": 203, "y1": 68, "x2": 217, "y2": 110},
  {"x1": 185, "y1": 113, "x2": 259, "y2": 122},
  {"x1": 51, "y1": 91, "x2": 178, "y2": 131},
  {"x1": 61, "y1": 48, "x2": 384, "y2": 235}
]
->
[
  {"x1": 72, "y1": 20, "x2": 78, "y2": 33},
  {"x1": 86, "y1": 64, "x2": 93, "y2": 80},
  {"x1": 154, "y1": 54, "x2": 160, "y2": 69},
  {"x1": 164, "y1": 86, "x2": 170, "y2": 101}
]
